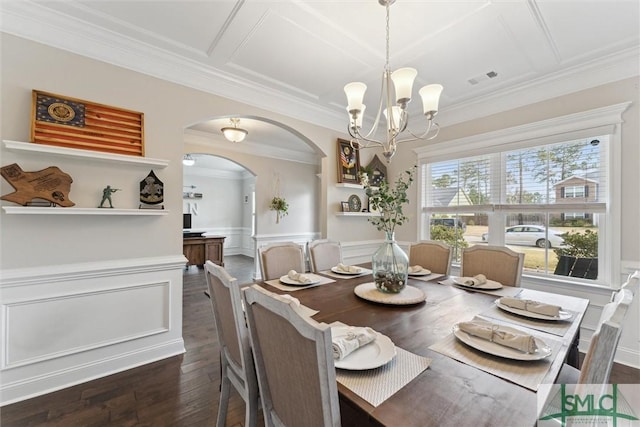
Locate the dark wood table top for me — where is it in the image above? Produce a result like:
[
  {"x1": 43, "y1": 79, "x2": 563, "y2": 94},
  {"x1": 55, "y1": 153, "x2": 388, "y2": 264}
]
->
[{"x1": 258, "y1": 271, "x2": 589, "y2": 427}]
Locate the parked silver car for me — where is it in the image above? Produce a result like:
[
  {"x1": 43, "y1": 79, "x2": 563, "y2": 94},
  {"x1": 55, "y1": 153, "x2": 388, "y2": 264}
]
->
[{"x1": 481, "y1": 225, "x2": 565, "y2": 248}]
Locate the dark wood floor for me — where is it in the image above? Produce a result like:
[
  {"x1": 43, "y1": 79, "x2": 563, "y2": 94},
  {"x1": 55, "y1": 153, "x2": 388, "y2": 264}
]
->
[{"x1": 1, "y1": 255, "x2": 638, "y2": 426}]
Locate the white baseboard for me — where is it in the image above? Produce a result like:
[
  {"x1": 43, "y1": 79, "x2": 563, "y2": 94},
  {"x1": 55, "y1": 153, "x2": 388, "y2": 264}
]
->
[{"x1": 0, "y1": 339, "x2": 185, "y2": 406}]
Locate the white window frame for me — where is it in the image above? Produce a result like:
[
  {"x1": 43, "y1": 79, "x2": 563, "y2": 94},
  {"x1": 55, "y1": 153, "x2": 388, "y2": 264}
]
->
[
  {"x1": 415, "y1": 102, "x2": 630, "y2": 288},
  {"x1": 564, "y1": 185, "x2": 585, "y2": 198}
]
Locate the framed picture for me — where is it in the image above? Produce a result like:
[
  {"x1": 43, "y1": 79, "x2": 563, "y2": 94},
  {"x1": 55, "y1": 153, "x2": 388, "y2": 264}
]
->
[
  {"x1": 336, "y1": 139, "x2": 361, "y2": 184},
  {"x1": 366, "y1": 154, "x2": 387, "y2": 187},
  {"x1": 341, "y1": 201, "x2": 350, "y2": 212}
]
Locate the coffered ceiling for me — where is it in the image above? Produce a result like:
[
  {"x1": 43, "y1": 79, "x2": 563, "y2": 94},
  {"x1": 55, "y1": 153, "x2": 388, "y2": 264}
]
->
[{"x1": 2, "y1": 0, "x2": 638, "y2": 163}]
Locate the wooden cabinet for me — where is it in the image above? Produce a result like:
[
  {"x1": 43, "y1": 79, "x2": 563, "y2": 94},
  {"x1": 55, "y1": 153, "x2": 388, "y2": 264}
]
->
[{"x1": 183, "y1": 236, "x2": 225, "y2": 267}]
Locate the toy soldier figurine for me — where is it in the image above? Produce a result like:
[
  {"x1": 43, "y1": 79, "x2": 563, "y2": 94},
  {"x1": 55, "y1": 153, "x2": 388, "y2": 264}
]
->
[{"x1": 99, "y1": 185, "x2": 120, "y2": 208}]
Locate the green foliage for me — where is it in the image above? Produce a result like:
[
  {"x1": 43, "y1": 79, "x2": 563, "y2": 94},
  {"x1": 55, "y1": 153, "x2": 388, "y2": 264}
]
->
[
  {"x1": 554, "y1": 229, "x2": 598, "y2": 258},
  {"x1": 269, "y1": 196, "x2": 288, "y2": 216},
  {"x1": 365, "y1": 166, "x2": 416, "y2": 235},
  {"x1": 430, "y1": 225, "x2": 468, "y2": 253}
]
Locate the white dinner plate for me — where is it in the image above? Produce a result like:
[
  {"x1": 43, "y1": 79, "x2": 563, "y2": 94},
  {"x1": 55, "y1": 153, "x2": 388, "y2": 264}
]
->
[
  {"x1": 452, "y1": 324, "x2": 552, "y2": 361},
  {"x1": 451, "y1": 276, "x2": 503, "y2": 290},
  {"x1": 331, "y1": 266, "x2": 364, "y2": 275},
  {"x1": 279, "y1": 274, "x2": 320, "y2": 286},
  {"x1": 332, "y1": 326, "x2": 396, "y2": 370},
  {"x1": 408, "y1": 268, "x2": 431, "y2": 276},
  {"x1": 495, "y1": 300, "x2": 573, "y2": 321}
]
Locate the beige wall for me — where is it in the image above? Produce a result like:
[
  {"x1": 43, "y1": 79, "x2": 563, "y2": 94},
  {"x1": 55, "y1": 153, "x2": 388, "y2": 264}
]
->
[{"x1": 0, "y1": 34, "x2": 363, "y2": 269}]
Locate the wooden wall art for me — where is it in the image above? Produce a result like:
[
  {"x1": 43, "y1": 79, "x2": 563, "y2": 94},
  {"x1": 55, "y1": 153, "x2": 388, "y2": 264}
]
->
[
  {"x1": 1, "y1": 163, "x2": 75, "y2": 207},
  {"x1": 31, "y1": 90, "x2": 145, "y2": 157}
]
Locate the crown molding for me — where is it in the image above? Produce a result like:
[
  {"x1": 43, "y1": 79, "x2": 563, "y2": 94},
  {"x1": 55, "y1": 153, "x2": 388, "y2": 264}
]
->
[{"x1": 2, "y1": 1, "x2": 638, "y2": 133}]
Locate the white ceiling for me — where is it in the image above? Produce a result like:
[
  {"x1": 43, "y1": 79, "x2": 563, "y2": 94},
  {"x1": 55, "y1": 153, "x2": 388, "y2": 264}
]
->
[{"x1": 2, "y1": 0, "x2": 639, "y2": 166}]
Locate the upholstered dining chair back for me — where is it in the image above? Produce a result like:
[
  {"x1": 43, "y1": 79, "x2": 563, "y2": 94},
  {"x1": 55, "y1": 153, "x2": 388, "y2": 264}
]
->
[
  {"x1": 258, "y1": 242, "x2": 305, "y2": 280},
  {"x1": 243, "y1": 285, "x2": 341, "y2": 427},
  {"x1": 308, "y1": 239, "x2": 342, "y2": 273},
  {"x1": 204, "y1": 261, "x2": 259, "y2": 427},
  {"x1": 556, "y1": 288, "x2": 634, "y2": 389},
  {"x1": 461, "y1": 245, "x2": 525, "y2": 287},
  {"x1": 408, "y1": 240, "x2": 453, "y2": 275}
]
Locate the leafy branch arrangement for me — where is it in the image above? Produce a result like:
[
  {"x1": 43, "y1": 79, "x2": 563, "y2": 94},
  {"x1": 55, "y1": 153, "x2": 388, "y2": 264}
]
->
[
  {"x1": 364, "y1": 166, "x2": 416, "y2": 236},
  {"x1": 269, "y1": 196, "x2": 289, "y2": 223}
]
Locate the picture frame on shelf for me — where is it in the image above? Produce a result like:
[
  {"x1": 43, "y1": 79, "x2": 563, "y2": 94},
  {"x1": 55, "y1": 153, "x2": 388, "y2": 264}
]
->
[
  {"x1": 341, "y1": 201, "x2": 350, "y2": 212},
  {"x1": 336, "y1": 138, "x2": 361, "y2": 184},
  {"x1": 365, "y1": 154, "x2": 387, "y2": 187}
]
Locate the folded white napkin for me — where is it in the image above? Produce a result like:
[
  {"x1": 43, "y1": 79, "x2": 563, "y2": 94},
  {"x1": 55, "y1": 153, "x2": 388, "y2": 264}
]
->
[
  {"x1": 463, "y1": 274, "x2": 487, "y2": 286},
  {"x1": 458, "y1": 319, "x2": 538, "y2": 353},
  {"x1": 336, "y1": 263, "x2": 362, "y2": 274},
  {"x1": 499, "y1": 297, "x2": 561, "y2": 317},
  {"x1": 408, "y1": 265, "x2": 429, "y2": 274},
  {"x1": 332, "y1": 327, "x2": 377, "y2": 360},
  {"x1": 287, "y1": 270, "x2": 312, "y2": 284}
]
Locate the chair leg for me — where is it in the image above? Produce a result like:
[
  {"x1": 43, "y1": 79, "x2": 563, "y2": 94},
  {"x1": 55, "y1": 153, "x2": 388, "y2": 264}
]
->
[
  {"x1": 216, "y1": 361, "x2": 231, "y2": 427},
  {"x1": 245, "y1": 384, "x2": 259, "y2": 427}
]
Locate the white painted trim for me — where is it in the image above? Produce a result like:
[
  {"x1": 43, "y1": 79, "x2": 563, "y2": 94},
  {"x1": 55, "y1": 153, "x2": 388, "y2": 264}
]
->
[
  {"x1": 0, "y1": 339, "x2": 185, "y2": 406},
  {"x1": 0, "y1": 255, "x2": 187, "y2": 287}
]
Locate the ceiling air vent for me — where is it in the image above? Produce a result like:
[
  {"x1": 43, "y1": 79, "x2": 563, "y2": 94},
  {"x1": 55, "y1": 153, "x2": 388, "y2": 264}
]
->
[{"x1": 468, "y1": 71, "x2": 499, "y2": 86}]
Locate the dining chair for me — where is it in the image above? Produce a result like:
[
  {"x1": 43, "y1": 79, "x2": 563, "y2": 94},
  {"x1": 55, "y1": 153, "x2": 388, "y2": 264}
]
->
[
  {"x1": 204, "y1": 261, "x2": 259, "y2": 427},
  {"x1": 611, "y1": 270, "x2": 639, "y2": 301},
  {"x1": 243, "y1": 284, "x2": 341, "y2": 427},
  {"x1": 308, "y1": 239, "x2": 342, "y2": 273},
  {"x1": 408, "y1": 240, "x2": 453, "y2": 275},
  {"x1": 258, "y1": 241, "x2": 305, "y2": 280},
  {"x1": 461, "y1": 245, "x2": 525, "y2": 286},
  {"x1": 556, "y1": 288, "x2": 634, "y2": 386}
]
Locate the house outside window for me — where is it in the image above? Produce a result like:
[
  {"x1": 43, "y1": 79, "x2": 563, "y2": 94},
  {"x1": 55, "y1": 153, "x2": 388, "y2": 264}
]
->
[{"x1": 415, "y1": 103, "x2": 628, "y2": 287}]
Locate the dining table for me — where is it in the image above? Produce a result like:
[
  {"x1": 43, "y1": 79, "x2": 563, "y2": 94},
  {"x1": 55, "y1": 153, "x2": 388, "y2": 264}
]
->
[{"x1": 256, "y1": 266, "x2": 590, "y2": 427}]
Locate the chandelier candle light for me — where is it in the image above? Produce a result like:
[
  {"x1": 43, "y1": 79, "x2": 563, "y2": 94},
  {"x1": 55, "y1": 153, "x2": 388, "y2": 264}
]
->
[{"x1": 344, "y1": 0, "x2": 443, "y2": 162}]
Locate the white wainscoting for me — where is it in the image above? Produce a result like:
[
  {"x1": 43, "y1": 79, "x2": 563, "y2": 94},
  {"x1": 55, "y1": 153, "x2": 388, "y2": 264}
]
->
[
  {"x1": 202, "y1": 227, "x2": 253, "y2": 257},
  {"x1": 0, "y1": 255, "x2": 186, "y2": 406}
]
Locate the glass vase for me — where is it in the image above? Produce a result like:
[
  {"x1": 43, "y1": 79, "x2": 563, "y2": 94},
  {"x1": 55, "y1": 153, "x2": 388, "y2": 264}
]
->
[{"x1": 372, "y1": 231, "x2": 409, "y2": 293}]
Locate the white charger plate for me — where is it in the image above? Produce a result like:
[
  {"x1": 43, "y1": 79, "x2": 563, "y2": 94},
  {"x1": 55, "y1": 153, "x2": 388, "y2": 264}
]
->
[
  {"x1": 451, "y1": 276, "x2": 503, "y2": 290},
  {"x1": 331, "y1": 266, "x2": 364, "y2": 275},
  {"x1": 332, "y1": 326, "x2": 396, "y2": 370},
  {"x1": 408, "y1": 268, "x2": 431, "y2": 276},
  {"x1": 495, "y1": 300, "x2": 573, "y2": 321},
  {"x1": 452, "y1": 324, "x2": 552, "y2": 361},
  {"x1": 279, "y1": 274, "x2": 320, "y2": 286}
]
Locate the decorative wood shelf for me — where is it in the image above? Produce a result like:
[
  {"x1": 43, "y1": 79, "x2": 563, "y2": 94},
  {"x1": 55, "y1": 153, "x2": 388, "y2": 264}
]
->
[
  {"x1": 3, "y1": 140, "x2": 169, "y2": 168},
  {"x1": 2, "y1": 206, "x2": 169, "y2": 215}
]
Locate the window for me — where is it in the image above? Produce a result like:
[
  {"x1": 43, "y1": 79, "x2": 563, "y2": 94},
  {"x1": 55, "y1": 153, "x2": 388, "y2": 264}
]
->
[
  {"x1": 564, "y1": 185, "x2": 585, "y2": 198},
  {"x1": 416, "y1": 103, "x2": 628, "y2": 287}
]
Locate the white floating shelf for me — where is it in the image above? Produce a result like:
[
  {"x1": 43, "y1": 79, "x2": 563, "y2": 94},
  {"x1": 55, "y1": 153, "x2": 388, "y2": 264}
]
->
[
  {"x1": 3, "y1": 140, "x2": 169, "y2": 168},
  {"x1": 2, "y1": 206, "x2": 169, "y2": 215},
  {"x1": 336, "y1": 183, "x2": 364, "y2": 189},
  {"x1": 335, "y1": 211, "x2": 378, "y2": 217}
]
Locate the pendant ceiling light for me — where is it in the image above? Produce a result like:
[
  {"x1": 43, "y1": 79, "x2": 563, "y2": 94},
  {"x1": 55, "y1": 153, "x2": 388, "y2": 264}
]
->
[
  {"x1": 344, "y1": 0, "x2": 443, "y2": 162},
  {"x1": 221, "y1": 118, "x2": 248, "y2": 143},
  {"x1": 182, "y1": 154, "x2": 195, "y2": 166}
]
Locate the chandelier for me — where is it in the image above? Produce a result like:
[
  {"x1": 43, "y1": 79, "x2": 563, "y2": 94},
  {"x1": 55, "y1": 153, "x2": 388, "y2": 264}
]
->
[
  {"x1": 221, "y1": 118, "x2": 248, "y2": 142},
  {"x1": 182, "y1": 154, "x2": 196, "y2": 166},
  {"x1": 344, "y1": 0, "x2": 443, "y2": 162}
]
